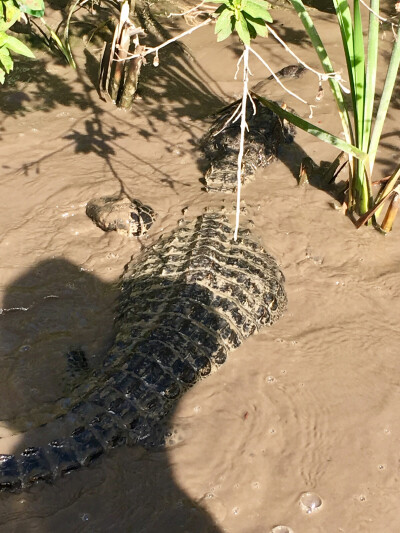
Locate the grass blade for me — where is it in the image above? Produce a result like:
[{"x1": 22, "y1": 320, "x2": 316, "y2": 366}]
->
[
  {"x1": 363, "y1": 0, "x2": 379, "y2": 150},
  {"x1": 332, "y1": 0, "x2": 357, "y2": 113},
  {"x1": 352, "y1": 0, "x2": 365, "y2": 145},
  {"x1": 288, "y1": 0, "x2": 354, "y2": 144},
  {"x1": 252, "y1": 93, "x2": 367, "y2": 161},
  {"x1": 368, "y1": 21, "x2": 400, "y2": 171}
]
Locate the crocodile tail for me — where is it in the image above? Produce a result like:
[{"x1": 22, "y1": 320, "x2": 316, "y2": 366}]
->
[{"x1": 0, "y1": 394, "x2": 153, "y2": 491}]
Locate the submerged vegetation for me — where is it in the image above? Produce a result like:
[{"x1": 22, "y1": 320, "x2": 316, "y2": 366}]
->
[{"x1": 2, "y1": 0, "x2": 400, "y2": 233}]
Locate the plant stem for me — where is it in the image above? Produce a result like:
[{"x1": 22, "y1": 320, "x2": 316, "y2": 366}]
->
[
  {"x1": 289, "y1": 0, "x2": 354, "y2": 145},
  {"x1": 120, "y1": 17, "x2": 212, "y2": 62},
  {"x1": 233, "y1": 45, "x2": 250, "y2": 242},
  {"x1": 368, "y1": 20, "x2": 400, "y2": 172}
]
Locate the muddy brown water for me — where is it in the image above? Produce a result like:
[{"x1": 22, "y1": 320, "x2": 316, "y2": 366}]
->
[{"x1": 0, "y1": 2, "x2": 400, "y2": 532}]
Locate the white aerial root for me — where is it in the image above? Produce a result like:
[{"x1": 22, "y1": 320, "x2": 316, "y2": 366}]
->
[
  {"x1": 233, "y1": 45, "x2": 251, "y2": 242},
  {"x1": 249, "y1": 45, "x2": 308, "y2": 105},
  {"x1": 359, "y1": 0, "x2": 388, "y2": 23},
  {"x1": 264, "y1": 23, "x2": 351, "y2": 95},
  {"x1": 168, "y1": 1, "x2": 215, "y2": 24},
  {"x1": 115, "y1": 17, "x2": 213, "y2": 62}
]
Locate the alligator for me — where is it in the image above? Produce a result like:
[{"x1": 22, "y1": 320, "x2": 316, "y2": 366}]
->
[
  {"x1": 202, "y1": 95, "x2": 296, "y2": 193},
  {"x1": 0, "y1": 213, "x2": 287, "y2": 491}
]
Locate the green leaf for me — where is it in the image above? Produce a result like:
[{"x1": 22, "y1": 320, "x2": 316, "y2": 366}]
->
[
  {"x1": 215, "y1": 5, "x2": 232, "y2": 33},
  {"x1": 243, "y1": 0, "x2": 272, "y2": 8},
  {"x1": 288, "y1": 0, "x2": 354, "y2": 145},
  {"x1": 215, "y1": 10, "x2": 234, "y2": 41},
  {"x1": 243, "y1": 13, "x2": 268, "y2": 37},
  {"x1": 0, "y1": 0, "x2": 21, "y2": 31},
  {"x1": 0, "y1": 67, "x2": 5, "y2": 83},
  {"x1": 235, "y1": 12, "x2": 251, "y2": 44},
  {"x1": 242, "y1": 0, "x2": 273, "y2": 22},
  {"x1": 16, "y1": 0, "x2": 44, "y2": 17},
  {"x1": 363, "y1": 0, "x2": 379, "y2": 150},
  {"x1": 0, "y1": 45, "x2": 13, "y2": 73},
  {"x1": 253, "y1": 92, "x2": 368, "y2": 161},
  {"x1": 3, "y1": 34, "x2": 35, "y2": 57}
]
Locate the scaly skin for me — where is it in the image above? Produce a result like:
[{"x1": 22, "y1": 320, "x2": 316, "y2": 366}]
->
[
  {"x1": 0, "y1": 213, "x2": 286, "y2": 491},
  {"x1": 202, "y1": 97, "x2": 295, "y2": 193}
]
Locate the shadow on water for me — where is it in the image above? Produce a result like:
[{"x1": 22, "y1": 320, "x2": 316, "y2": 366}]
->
[
  {"x1": 0, "y1": 1, "x2": 227, "y2": 195},
  {"x1": 0, "y1": 256, "x2": 222, "y2": 532}
]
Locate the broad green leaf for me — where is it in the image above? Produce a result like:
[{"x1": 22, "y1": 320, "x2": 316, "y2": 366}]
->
[
  {"x1": 244, "y1": 13, "x2": 268, "y2": 37},
  {"x1": 0, "y1": 32, "x2": 8, "y2": 46},
  {"x1": 215, "y1": 5, "x2": 233, "y2": 34},
  {"x1": 242, "y1": 0, "x2": 272, "y2": 22},
  {"x1": 0, "y1": 45, "x2": 13, "y2": 72},
  {"x1": 3, "y1": 34, "x2": 34, "y2": 57},
  {"x1": 214, "y1": 3, "x2": 229, "y2": 14},
  {"x1": 0, "y1": 0, "x2": 21, "y2": 31},
  {"x1": 244, "y1": 0, "x2": 272, "y2": 7},
  {"x1": 235, "y1": 12, "x2": 250, "y2": 44},
  {"x1": 216, "y1": 13, "x2": 234, "y2": 41},
  {"x1": 16, "y1": 0, "x2": 44, "y2": 17},
  {"x1": 253, "y1": 92, "x2": 368, "y2": 161}
]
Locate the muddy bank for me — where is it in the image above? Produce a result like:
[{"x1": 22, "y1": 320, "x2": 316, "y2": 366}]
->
[{"x1": 0, "y1": 2, "x2": 399, "y2": 532}]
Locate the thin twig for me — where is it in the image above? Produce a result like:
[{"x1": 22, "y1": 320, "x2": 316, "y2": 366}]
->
[
  {"x1": 265, "y1": 23, "x2": 351, "y2": 94},
  {"x1": 168, "y1": 1, "x2": 214, "y2": 19},
  {"x1": 248, "y1": 46, "x2": 308, "y2": 105},
  {"x1": 116, "y1": 17, "x2": 212, "y2": 62},
  {"x1": 234, "y1": 45, "x2": 250, "y2": 242},
  {"x1": 359, "y1": 0, "x2": 388, "y2": 23}
]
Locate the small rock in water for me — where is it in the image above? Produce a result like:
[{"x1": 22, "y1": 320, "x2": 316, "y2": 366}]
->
[
  {"x1": 299, "y1": 491, "x2": 323, "y2": 514},
  {"x1": 270, "y1": 526, "x2": 294, "y2": 533}
]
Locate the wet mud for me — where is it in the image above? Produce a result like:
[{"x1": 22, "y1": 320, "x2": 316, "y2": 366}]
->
[{"x1": 0, "y1": 1, "x2": 399, "y2": 532}]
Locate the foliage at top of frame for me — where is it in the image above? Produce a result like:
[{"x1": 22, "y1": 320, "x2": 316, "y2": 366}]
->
[
  {"x1": 210, "y1": 0, "x2": 273, "y2": 45},
  {"x1": 0, "y1": 0, "x2": 45, "y2": 83}
]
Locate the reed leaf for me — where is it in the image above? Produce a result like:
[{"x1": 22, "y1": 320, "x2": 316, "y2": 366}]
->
[
  {"x1": 288, "y1": 0, "x2": 354, "y2": 144},
  {"x1": 363, "y1": 0, "x2": 379, "y2": 150},
  {"x1": 368, "y1": 21, "x2": 400, "y2": 171},
  {"x1": 252, "y1": 93, "x2": 367, "y2": 161}
]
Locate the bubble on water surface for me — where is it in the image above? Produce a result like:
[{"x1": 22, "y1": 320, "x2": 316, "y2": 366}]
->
[
  {"x1": 299, "y1": 492, "x2": 323, "y2": 514},
  {"x1": 270, "y1": 526, "x2": 294, "y2": 533},
  {"x1": 19, "y1": 345, "x2": 31, "y2": 352}
]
